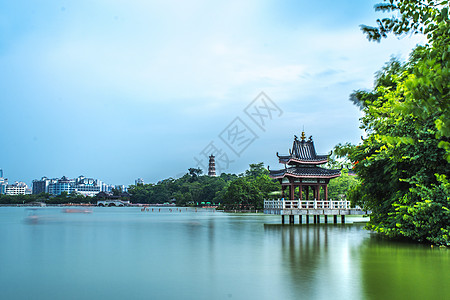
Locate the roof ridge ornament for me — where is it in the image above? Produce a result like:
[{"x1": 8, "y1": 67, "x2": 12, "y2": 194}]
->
[{"x1": 301, "y1": 131, "x2": 306, "y2": 141}]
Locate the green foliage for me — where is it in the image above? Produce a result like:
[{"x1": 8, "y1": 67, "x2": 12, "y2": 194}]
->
[
  {"x1": 327, "y1": 169, "x2": 360, "y2": 201},
  {"x1": 128, "y1": 171, "x2": 236, "y2": 206},
  {"x1": 388, "y1": 175, "x2": 450, "y2": 245},
  {"x1": 347, "y1": 1, "x2": 450, "y2": 245},
  {"x1": 327, "y1": 143, "x2": 355, "y2": 169},
  {"x1": 128, "y1": 163, "x2": 279, "y2": 210},
  {"x1": 221, "y1": 171, "x2": 279, "y2": 210},
  {"x1": 361, "y1": 0, "x2": 450, "y2": 42},
  {"x1": 111, "y1": 186, "x2": 122, "y2": 196},
  {"x1": 361, "y1": 0, "x2": 450, "y2": 157}
]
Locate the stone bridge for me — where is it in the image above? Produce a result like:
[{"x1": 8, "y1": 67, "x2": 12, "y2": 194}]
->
[{"x1": 97, "y1": 200, "x2": 131, "y2": 207}]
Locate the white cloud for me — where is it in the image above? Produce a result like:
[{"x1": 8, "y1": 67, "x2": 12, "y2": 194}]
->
[{"x1": 0, "y1": 0, "x2": 429, "y2": 184}]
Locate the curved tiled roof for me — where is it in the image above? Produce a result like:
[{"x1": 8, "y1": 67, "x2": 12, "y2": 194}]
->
[
  {"x1": 269, "y1": 166, "x2": 341, "y2": 179},
  {"x1": 277, "y1": 135, "x2": 328, "y2": 164}
]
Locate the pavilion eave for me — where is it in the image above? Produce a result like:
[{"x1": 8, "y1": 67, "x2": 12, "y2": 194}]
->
[
  {"x1": 270, "y1": 173, "x2": 341, "y2": 180},
  {"x1": 280, "y1": 158, "x2": 328, "y2": 165}
]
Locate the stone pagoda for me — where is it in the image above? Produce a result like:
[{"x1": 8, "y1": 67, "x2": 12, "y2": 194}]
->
[{"x1": 208, "y1": 154, "x2": 216, "y2": 176}]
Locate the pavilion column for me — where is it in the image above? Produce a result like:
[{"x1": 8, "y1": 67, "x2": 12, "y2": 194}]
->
[
  {"x1": 299, "y1": 184, "x2": 303, "y2": 201},
  {"x1": 306, "y1": 186, "x2": 309, "y2": 200},
  {"x1": 289, "y1": 184, "x2": 294, "y2": 200},
  {"x1": 325, "y1": 185, "x2": 328, "y2": 200},
  {"x1": 281, "y1": 186, "x2": 286, "y2": 198},
  {"x1": 317, "y1": 185, "x2": 320, "y2": 201}
]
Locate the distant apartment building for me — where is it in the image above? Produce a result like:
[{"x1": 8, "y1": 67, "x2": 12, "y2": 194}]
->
[
  {"x1": 73, "y1": 176, "x2": 102, "y2": 197},
  {"x1": 0, "y1": 177, "x2": 8, "y2": 195},
  {"x1": 32, "y1": 175, "x2": 112, "y2": 197},
  {"x1": 32, "y1": 177, "x2": 54, "y2": 194},
  {"x1": 135, "y1": 178, "x2": 144, "y2": 185},
  {"x1": 101, "y1": 183, "x2": 115, "y2": 193},
  {"x1": 47, "y1": 176, "x2": 75, "y2": 195},
  {"x1": 0, "y1": 170, "x2": 31, "y2": 195},
  {"x1": 5, "y1": 181, "x2": 31, "y2": 195}
]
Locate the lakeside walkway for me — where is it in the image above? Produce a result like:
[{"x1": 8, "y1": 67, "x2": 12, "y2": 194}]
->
[{"x1": 264, "y1": 199, "x2": 368, "y2": 224}]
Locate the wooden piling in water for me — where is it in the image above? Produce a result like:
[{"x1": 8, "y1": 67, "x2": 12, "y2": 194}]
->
[
  {"x1": 289, "y1": 215, "x2": 294, "y2": 224},
  {"x1": 341, "y1": 215, "x2": 345, "y2": 224},
  {"x1": 299, "y1": 215, "x2": 302, "y2": 224},
  {"x1": 334, "y1": 215, "x2": 337, "y2": 224}
]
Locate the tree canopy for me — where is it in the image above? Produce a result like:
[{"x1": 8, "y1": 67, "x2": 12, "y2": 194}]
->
[{"x1": 346, "y1": 0, "x2": 450, "y2": 245}]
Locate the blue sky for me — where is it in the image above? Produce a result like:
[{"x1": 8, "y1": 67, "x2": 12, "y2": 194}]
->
[{"x1": 0, "y1": 0, "x2": 424, "y2": 186}]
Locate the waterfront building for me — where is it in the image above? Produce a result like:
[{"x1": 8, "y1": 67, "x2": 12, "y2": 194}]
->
[
  {"x1": 48, "y1": 176, "x2": 75, "y2": 195},
  {"x1": 268, "y1": 132, "x2": 341, "y2": 200},
  {"x1": 73, "y1": 176, "x2": 101, "y2": 197},
  {"x1": 44, "y1": 175, "x2": 102, "y2": 196},
  {"x1": 30, "y1": 175, "x2": 123, "y2": 197},
  {"x1": 32, "y1": 177, "x2": 52, "y2": 194},
  {"x1": 0, "y1": 176, "x2": 7, "y2": 195},
  {"x1": 208, "y1": 154, "x2": 216, "y2": 176},
  {"x1": 5, "y1": 181, "x2": 29, "y2": 195}
]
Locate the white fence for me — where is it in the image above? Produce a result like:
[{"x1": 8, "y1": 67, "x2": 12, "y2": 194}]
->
[{"x1": 264, "y1": 199, "x2": 351, "y2": 210}]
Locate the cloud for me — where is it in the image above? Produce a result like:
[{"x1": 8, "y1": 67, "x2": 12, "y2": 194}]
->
[{"x1": 0, "y1": 0, "x2": 427, "y2": 184}]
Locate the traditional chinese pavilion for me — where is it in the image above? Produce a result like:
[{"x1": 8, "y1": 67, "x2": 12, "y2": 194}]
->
[{"x1": 269, "y1": 132, "x2": 340, "y2": 200}]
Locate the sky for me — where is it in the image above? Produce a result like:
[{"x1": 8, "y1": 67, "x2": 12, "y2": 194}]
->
[{"x1": 0, "y1": 0, "x2": 425, "y2": 186}]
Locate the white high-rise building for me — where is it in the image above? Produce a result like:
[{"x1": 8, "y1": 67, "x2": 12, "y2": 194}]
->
[
  {"x1": 5, "y1": 182, "x2": 29, "y2": 195},
  {"x1": 73, "y1": 176, "x2": 101, "y2": 197}
]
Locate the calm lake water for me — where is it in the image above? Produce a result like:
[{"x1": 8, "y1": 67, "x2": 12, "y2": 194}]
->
[{"x1": 0, "y1": 207, "x2": 448, "y2": 300}]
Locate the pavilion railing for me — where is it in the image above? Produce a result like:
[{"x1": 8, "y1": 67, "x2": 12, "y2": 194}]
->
[{"x1": 264, "y1": 199, "x2": 352, "y2": 210}]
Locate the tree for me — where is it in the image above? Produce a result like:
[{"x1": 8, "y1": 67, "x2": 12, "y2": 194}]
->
[
  {"x1": 327, "y1": 169, "x2": 360, "y2": 200},
  {"x1": 326, "y1": 143, "x2": 355, "y2": 169},
  {"x1": 221, "y1": 163, "x2": 279, "y2": 210},
  {"x1": 188, "y1": 168, "x2": 202, "y2": 182},
  {"x1": 244, "y1": 162, "x2": 267, "y2": 178},
  {"x1": 112, "y1": 186, "x2": 122, "y2": 196},
  {"x1": 361, "y1": 0, "x2": 450, "y2": 160},
  {"x1": 346, "y1": 1, "x2": 450, "y2": 245}
]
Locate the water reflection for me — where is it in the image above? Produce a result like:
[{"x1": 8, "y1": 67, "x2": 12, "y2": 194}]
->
[
  {"x1": 358, "y1": 234, "x2": 450, "y2": 300},
  {"x1": 264, "y1": 223, "x2": 449, "y2": 300},
  {"x1": 264, "y1": 224, "x2": 367, "y2": 299},
  {"x1": 1, "y1": 208, "x2": 448, "y2": 300}
]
